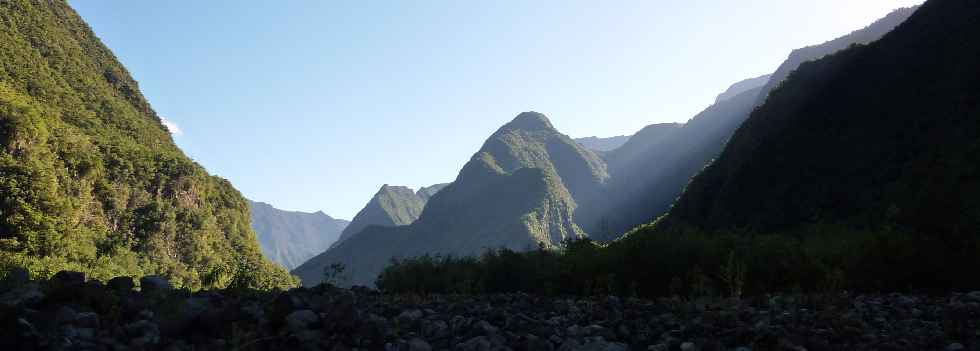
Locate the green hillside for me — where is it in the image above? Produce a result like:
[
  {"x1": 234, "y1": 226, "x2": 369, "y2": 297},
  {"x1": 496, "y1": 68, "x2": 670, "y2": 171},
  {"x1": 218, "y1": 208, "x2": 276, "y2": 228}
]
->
[
  {"x1": 0, "y1": 0, "x2": 295, "y2": 290},
  {"x1": 330, "y1": 183, "x2": 448, "y2": 249},
  {"x1": 293, "y1": 112, "x2": 607, "y2": 286}
]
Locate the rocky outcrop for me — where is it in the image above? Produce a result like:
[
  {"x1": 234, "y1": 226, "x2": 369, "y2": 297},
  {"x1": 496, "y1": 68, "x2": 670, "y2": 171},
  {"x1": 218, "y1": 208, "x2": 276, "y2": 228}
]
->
[{"x1": 1, "y1": 270, "x2": 976, "y2": 350}]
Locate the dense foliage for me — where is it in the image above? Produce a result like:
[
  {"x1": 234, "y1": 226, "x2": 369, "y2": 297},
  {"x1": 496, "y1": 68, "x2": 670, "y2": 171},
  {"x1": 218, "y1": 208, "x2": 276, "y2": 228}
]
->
[
  {"x1": 377, "y1": 224, "x2": 980, "y2": 297},
  {"x1": 0, "y1": 0, "x2": 295, "y2": 289}
]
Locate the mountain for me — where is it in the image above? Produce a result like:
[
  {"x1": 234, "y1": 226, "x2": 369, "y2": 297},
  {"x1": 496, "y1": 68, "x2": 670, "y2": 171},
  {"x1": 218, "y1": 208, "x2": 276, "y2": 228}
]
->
[
  {"x1": 601, "y1": 123, "x2": 682, "y2": 174},
  {"x1": 715, "y1": 74, "x2": 771, "y2": 103},
  {"x1": 755, "y1": 6, "x2": 917, "y2": 105},
  {"x1": 574, "y1": 135, "x2": 631, "y2": 153},
  {"x1": 666, "y1": 1, "x2": 974, "y2": 235},
  {"x1": 330, "y1": 184, "x2": 440, "y2": 249},
  {"x1": 248, "y1": 201, "x2": 349, "y2": 270},
  {"x1": 0, "y1": 0, "x2": 294, "y2": 289},
  {"x1": 588, "y1": 85, "x2": 761, "y2": 239},
  {"x1": 586, "y1": 7, "x2": 917, "y2": 239},
  {"x1": 294, "y1": 112, "x2": 607, "y2": 286},
  {"x1": 417, "y1": 183, "x2": 450, "y2": 202}
]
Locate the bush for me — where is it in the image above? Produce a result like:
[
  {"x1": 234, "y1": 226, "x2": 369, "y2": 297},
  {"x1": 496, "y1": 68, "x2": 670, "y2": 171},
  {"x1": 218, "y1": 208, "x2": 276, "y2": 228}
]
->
[{"x1": 376, "y1": 223, "x2": 980, "y2": 298}]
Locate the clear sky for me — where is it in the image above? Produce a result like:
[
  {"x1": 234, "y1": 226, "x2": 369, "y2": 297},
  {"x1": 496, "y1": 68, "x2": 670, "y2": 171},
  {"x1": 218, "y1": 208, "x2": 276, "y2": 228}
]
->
[{"x1": 69, "y1": 0, "x2": 922, "y2": 219}]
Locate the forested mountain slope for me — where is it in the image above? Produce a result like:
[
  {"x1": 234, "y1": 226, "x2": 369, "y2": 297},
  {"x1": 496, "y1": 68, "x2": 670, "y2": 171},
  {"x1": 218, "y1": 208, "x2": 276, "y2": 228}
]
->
[
  {"x1": 666, "y1": 1, "x2": 973, "y2": 234},
  {"x1": 588, "y1": 84, "x2": 762, "y2": 238},
  {"x1": 0, "y1": 0, "x2": 294, "y2": 289},
  {"x1": 588, "y1": 7, "x2": 917, "y2": 238},
  {"x1": 294, "y1": 112, "x2": 607, "y2": 286},
  {"x1": 330, "y1": 183, "x2": 448, "y2": 249},
  {"x1": 755, "y1": 6, "x2": 917, "y2": 105}
]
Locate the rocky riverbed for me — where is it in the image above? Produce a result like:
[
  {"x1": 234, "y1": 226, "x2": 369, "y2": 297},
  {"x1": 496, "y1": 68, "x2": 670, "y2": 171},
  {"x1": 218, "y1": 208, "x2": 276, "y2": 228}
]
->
[{"x1": 0, "y1": 270, "x2": 977, "y2": 350}]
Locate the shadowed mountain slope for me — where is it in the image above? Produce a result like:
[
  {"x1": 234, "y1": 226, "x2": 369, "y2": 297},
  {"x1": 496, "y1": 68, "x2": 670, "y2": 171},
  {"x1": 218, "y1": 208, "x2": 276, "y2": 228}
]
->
[
  {"x1": 666, "y1": 2, "x2": 975, "y2": 236},
  {"x1": 249, "y1": 201, "x2": 348, "y2": 270}
]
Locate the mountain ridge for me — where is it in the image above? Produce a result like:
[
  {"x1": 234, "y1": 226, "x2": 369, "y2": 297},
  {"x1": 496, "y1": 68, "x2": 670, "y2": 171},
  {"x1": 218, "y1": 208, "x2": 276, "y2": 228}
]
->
[
  {"x1": 249, "y1": 200, "x2": 348, "y2": 270},
  {"x1": 293, "y1": 112, "x2": 605, "y2": 286}
]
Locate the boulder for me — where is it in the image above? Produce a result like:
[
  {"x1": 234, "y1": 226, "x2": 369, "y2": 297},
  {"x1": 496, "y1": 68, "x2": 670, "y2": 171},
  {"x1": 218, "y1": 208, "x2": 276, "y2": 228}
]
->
[
  {"x1": 107, "y1": 276, "x2": 135, "y2": 292},
  {"x1": 139, "y1": 276, "x2": 171, "y2": 294}
]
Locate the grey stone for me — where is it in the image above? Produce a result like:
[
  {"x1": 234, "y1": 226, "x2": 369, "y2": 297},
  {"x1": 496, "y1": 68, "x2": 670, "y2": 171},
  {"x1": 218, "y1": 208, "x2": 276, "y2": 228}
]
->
[
  {"x1": 107, "y1": 276, "x2": 135, "y2": 291},
  {"x1": 0, "y1": 282, "x2": 43, "y2": 306},
  {"x1": 76, "y1": 312, "x2": 100, "y2": 328},
  {"x1": 139, "y1": 275, "x2": 171, "y2": 293},
  {"x1": 2, "y1": 267, "x2": 29, "y2": 286},
  {"x1": 581, "y1": 337, "x2": 627, "y2": 351},
  {"x1": 55, "y1": 306, "x2": 78, "y2": 325},
  {"x1": 422, "y1": 319, "x2": 449, "y2": 339},
  {"x1": 457, "y1": 336, "x2": 492, "y2": 351},
  {"x1": 285, "y1": 309, "x2": 319, "y2": 331},
  {"x1": 408, "y1": 337, "x2": 432, "y2": 351}
]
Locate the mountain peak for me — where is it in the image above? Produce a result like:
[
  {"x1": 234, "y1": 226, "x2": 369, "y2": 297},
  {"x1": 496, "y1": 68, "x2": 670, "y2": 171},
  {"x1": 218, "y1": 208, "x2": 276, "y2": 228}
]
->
[{"x1": 507, "y1": 112, "x2": 555, "y2": 131}]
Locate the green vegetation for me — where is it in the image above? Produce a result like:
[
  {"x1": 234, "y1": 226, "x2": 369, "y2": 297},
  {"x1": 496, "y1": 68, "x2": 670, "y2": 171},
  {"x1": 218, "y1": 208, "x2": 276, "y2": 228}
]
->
[
  {"x1": 331, "y1": 185, "x2": 430, "y2": 249},
  {"x1": 294, "y1": 112, "x2": 608, "y2": 287},
  {"x1": 378, "y1": 224, "x2": 980, "y2": 297},
  {"x1": 0, "y1": 0, "x2": 295, "y2": 290}
]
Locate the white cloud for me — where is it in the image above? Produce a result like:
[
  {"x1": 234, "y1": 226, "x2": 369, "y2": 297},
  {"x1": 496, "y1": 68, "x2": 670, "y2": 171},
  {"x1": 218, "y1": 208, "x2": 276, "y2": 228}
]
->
[{"x1": 160, "y1": 116, "x2": 183, "y2": 136}]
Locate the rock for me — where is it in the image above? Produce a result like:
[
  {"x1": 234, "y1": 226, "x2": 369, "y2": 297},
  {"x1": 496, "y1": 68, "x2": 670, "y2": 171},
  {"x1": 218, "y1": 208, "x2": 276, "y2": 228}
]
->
[
  {"x1": 285, "y1": 309, "x2": 319, "y2": 332},
  {"x1": 475, "y1": 319, "x2": 499, "y2": 335},
  {"x1": 422, "y1": 319, "x2": 449, "y2": 339},
  {"x1": 16, "y1": 318, "x2": 39, "y2": 339},
  {"x1": 408, "y1": 337, "x2": 432, "y2": 351},
  {"x1": 964, "y1": 291, "x2": 980, "y2": 302},
  {"x1": 558, "y1": 339, "x2": 582, "y2": 351},
  {"x1": 294, "y1": 330, "x2": 324, "y2": 344},
  {"x1": 139, "y1": 275, "x2": 171, "y2": 293},
  {"x1": 67, "y1": 326, "x2": 96, "y2": 340},
  {"x1": 526, "y1": 335, "x2": 554, "y2": 351},
  {"x1": 398, "y1": 309, "x2": 423, "y2": 323},
  {"x1": 581, "y1": 337, "x2": 627, "y2": 351},
  {"x1": 125, "y1": 320, "x2": 160, "y2": 346},
  {"x1": 55, "y1": 306, "x2": 79, "y2": 325},
  {"x1": 457, "y1": 336, "x2": 492, "y2": 351},
  {"x1": 2, "y1": 267, "x2": 29, "y2": 286},
  {"x1": 946, "y1": 343, "x2": 965, "y2": 351},
  {"x1": 107, "y1": 276, "x2": 135, "y2": 291},
  {"x1": 648, "y1": 344, "x2": 669, "y2": 351},
  {"x1": 49, "y1": 271, "x2": 85, "y2": 295},
  {"x1": 76, "y1": 312, "x2": 100, "y2": 328},
  {"x1": 680, "y1": 342, "x2": 697, "y2": 351},
  {"x1": 0, "y1": 282, "x2": 43, "y2": 306}
]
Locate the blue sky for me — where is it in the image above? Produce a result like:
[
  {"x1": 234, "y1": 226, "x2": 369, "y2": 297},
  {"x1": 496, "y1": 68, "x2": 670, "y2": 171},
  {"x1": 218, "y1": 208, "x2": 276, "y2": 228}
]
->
[{"x1": 70, "y1": 0, "x2": 921, "y2": 219}]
